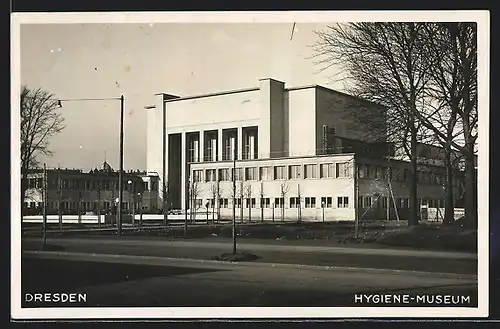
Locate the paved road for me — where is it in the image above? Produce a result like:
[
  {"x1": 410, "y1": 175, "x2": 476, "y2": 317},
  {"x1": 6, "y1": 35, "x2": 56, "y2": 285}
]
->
[
  {"x1": 21, "y1": 252, "x2": 478, "y2": 308},
  {"x1": 21, "y1": 237, "x2": 478, "y2": 275}
]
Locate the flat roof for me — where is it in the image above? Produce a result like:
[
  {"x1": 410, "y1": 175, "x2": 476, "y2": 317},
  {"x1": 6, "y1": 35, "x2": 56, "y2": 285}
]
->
[{"x1": 144, "y1": 82, "x2": 384, "y2": 109}]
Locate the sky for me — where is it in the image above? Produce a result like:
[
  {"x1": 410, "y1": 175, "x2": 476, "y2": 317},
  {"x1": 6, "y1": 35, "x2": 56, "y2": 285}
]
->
[{"x1": 20, "y1": 21, "x2": 338, "y2": 171}]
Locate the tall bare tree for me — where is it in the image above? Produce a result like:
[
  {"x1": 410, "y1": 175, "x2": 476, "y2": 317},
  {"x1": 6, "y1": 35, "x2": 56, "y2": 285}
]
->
[
  {"x1": 259, "y1": 181, "x2": 265, "y2": 222},
  {"x1": 188, "y1": 180, "x2": 202, "y2": 223},
  {"x1": 313, "y1": 23, "x2": 437, "y2": 226},
  {"x1": 419, "y1": 23, "x2": 478, "y2": 224},
  {"x1": 209, "y1": 181, "x2": 221, "y2": 222},
  {"x1": 279, "y1": 181, "x2": 290, "y2": 222},
  {"x1": 20, "y1": 86, "x2": 65, "y2": 207},
  {"x1": 244, "y1": 184, "x2": 253, "y2": 222}
]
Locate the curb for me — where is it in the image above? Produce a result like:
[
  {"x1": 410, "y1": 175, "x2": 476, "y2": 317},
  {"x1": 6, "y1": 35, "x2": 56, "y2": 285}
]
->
[{"x1": 22, "y1": 250, "x2": 478, "y2": 281}]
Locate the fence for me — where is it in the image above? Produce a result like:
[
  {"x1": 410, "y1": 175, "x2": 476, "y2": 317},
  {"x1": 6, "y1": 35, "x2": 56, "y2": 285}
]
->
[{"x1": 22, "y1": 212, "x2": 220, "y2": 225}]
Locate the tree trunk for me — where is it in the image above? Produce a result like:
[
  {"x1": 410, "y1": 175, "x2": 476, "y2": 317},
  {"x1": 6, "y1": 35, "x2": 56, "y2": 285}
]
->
[
  {"x1": 409, "y1": 122, "x2": 419, "y2": 226},
  {"x1": 443, "y1": 146, "x2": 455, "y2": 224},
  {"x1": 464, "y1": 151, "x2": 477, "y2": 224}
]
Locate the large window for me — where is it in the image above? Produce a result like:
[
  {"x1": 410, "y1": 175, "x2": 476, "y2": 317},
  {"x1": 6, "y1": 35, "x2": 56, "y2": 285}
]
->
[
  {"x1": 274, "y1": 197, "x2": 284, "y2": 208},
  {"x1": 231, "y1": 168, "x2": 243, "y2": 181},
  {"x1": 321, "y1": 196, "x2": 333, "y2": 208},
  {"x1": 259, "y1": 166, "x2": 272, "y2": 180},
  {"x1": 274, "y1": 166, "x2": 287, "y2": 180},
  {"x1": 289, "y1": 165, "x2": 301, "y2": 179},
  {"x1": 188, "y1": 137, "x2": 197, "y2": 163},
  {"x1": 245, "y1": 198, "x2": 256, "y2": 208},
  {"x1": 193, "y1": 170, "x2": 204, "y2": 182},
  {"x1": 205, "y1": 169, "x2": 216, "y2": 182},
  {"x1": 337, "y1": 196, "x2": 349, "y2": 208},
  {"x1": 336, "y1": 162, "x2": 352, "y2": 178},
  {"x1": 260, "y1": 197, "x2": 270, "y2": 208},
  {"x1": 320, "y1": 163, "x2": 335, "y2": 178},
  {"x1": 219, "y1": 168, "x2": 230, "y2": 181},
  {"x1": 305, "y1": 197, "x2": 316, "y2": 208},
  {"x1": 304, "y1": 164, "x2": 317, "y2": 179},
  {"x1": 245, "y1": 167, "x2": 257, "y2": 181},
  {"x1": 289, "y1": 197, "x2": 299, "y2": 208}
]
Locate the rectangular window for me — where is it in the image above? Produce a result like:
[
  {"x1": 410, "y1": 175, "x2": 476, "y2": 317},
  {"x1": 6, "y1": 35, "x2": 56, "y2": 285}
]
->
[
  {"x1": 304, "y1": 165, "x2": 317, "y2": 179},
  {"x1": 205, "y1": 169, "x2": 216, "y2": 182},
  {"x1": 288, "y1": 165, "x2": 301, "y2": 179},
  {"x1": 245, "y1": 167, "x2": 257, "y2": 181},
  {"x1": 289, "y1": 197, "x2": 299, "y2": 208},
  {"x1": 381, "y1": 196, "x2": 388, "y2": 208},
  {"x1": 37, "y1": 178, "x2": 44, "y2": 188},
  {"x1": 151, "y1": 181, "x2": 157, "y2": 191},
  {"x1": 336, "y1": 162, "x2": 351, "y2": 178},
  {"x1": 305, "y1": 197, "x2": 316, "y2": 208},
  {"x1": 245, "y1": 198, "x2": 256, "y2": 208},
  {"x1": 364, "y1": 196, "x2": 372, "y2": 208},
  {"x1": 337, "y1": 196, "x2": 349, "y2": 208},
  {"x1": 188, "y1": 138, "x2": 197, "y2": 163},
  {"x1": 260, "y1": 197, "x2": 270, "y2": 208},
  {"x1": 193, "y1": 170, "x2": 204, "y2": 182},
  {"x1": 320, "y1": 163, "x2": 335, "y2": 178},
  {"x1": 259, "y1": 166, "x2": 272, "y2": 180},
  {"x1": 231, "y1": 168, "x2": 243, "y2": 181},
  {"x1": 219, "y1": 168, "x2": 230, "y2": 181},
  {"x1": 274, "y1": 197, "x2": 284, "y2": 208},
  {"x1": 274, "y1": 166, "x2": 287, "y2": 180},
  {"x1": 235, "y1": 198, "x2": 242, "y2": 208}
]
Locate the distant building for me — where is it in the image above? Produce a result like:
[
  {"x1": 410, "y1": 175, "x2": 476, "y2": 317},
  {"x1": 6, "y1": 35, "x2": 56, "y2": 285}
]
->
[
  {"x1": 144, "y1": 78, "x2": 458, "y2": 221},
  {"x1": 23, "y1": 161, "x2": 160, "y2": 215}
]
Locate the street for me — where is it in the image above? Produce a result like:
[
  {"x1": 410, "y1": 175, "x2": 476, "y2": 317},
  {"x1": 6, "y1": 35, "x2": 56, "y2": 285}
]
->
[
  {"x1": 20, "y1": 236, "x2": 478, "y2": 308},
  {"x1": 21, "y1": 252, "x2": 477, "y2": 308}
]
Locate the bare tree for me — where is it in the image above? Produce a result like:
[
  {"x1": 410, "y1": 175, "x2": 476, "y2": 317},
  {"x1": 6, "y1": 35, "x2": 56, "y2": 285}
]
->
[
  {"x1": 296, "y1": 182, "x2": 303, "y2": 223},
  {"x1": 312, "y1": 23, "x2": 436, "y2": 226},
  {"x1": 244, "y1": 184, "x2": 253, "y2": 223},
  {"x1": 259, "y1": 181, "x2": 265, "y2": 222},
  {"x1": 419, "y1": 23, "x2": 478, "y2": 224},
  {"x1": 209, "y1": 181, "x2": 221, "y2": 222},
  {"x1": 188, "y1": 180, "x2": 202, "y2": 223},
  {"x1": 21, "y1": 86, "x2": 65, "y2": 207},
  {"x1": 279, "y1": 181, "x2": 290, "y2": 222}
]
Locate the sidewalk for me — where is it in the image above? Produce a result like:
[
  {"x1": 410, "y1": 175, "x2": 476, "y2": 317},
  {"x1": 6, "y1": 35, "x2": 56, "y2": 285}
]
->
[{"x1": 23, "y1": 236, "x2": 477, "y2": 259}]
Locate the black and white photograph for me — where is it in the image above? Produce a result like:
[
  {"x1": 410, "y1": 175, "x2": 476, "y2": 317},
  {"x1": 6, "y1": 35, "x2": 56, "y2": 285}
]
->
[{"x1": 11, "y1": 11, "x2": 489, "y2": 319}]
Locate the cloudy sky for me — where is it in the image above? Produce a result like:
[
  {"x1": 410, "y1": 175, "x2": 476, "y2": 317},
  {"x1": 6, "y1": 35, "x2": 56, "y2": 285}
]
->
[{"x1": 20, "y1": 20, "x2": 339, "y2": 171}]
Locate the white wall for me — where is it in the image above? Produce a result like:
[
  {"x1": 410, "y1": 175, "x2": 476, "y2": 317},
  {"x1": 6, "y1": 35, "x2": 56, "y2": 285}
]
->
[
  {"x1": 165, "y1": 90, "x2": 261, "y2": 133},
  {"x1": 287, "y1": 88, "x2": 317, "y2": 157}
]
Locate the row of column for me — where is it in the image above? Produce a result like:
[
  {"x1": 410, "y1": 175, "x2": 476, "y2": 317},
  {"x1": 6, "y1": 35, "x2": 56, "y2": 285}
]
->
[{"x1": 190, "y1": 127, "x2": 257, "y2": 163}]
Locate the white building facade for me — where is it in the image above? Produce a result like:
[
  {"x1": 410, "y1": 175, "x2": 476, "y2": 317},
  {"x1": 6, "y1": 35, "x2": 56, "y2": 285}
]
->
[{"x1": 145, "y1": 78, "x2": 451, "y2": 221}]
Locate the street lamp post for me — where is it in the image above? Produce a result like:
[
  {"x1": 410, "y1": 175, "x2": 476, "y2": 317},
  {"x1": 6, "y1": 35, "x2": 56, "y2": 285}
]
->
[{"x1": 322, "y1": 201, "x2": 325, "y2": 222}]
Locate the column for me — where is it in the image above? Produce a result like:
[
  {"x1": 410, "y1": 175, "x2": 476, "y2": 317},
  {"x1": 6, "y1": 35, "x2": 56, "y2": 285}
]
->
[
  {"x1": 249, "y1": 134, "x2": 255, "y2": 160},
  {"x1": 218, "y1": 128, "x2": 223, "y2": 161},
  {"x1": 181, "y1": 132, "x2": 187, "y2": 211},
  {"x1": 199, "y1": 131, "x2": 205, "y2": 162},
  {"x1": 237, "y1": 127, "x2": 243, "y2": 160}
]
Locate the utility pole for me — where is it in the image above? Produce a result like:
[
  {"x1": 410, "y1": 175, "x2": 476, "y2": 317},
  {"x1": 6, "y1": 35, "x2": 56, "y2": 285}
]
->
[
  {"x1": 117, "y1": 94, "x2": 124, "y2": 236},
  {"x1": 232, "y1": 147, "x2": 237, "y2": 255},
  {"x1": 42, "y1": 163, "x2": 47, "y2": 247}
]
